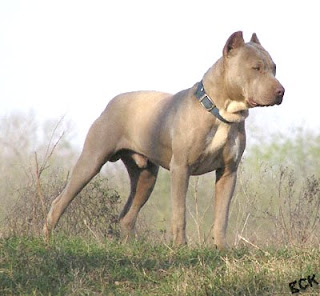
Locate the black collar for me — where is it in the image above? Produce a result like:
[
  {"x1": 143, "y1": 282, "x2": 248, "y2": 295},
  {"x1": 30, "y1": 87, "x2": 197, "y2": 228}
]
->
[{"x1": 195, "y1": 81, "x2": 231, "y2": 124}]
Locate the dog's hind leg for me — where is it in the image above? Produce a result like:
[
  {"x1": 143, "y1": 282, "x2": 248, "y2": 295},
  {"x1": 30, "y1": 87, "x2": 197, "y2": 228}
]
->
[
  {"x1": 119, "y1": 154, "x2": 159, "y2": 241},
  {"x1": 44, "y1": 117, "x2": 118, "y2": 239}
]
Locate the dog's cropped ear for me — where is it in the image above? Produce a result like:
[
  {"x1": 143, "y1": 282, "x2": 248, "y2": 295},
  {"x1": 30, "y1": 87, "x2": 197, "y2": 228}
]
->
[
  {"x1": 250, "y1": 33, "x2": 261, "y2": 45},
  {"x1": 223, "y1": 31, "x2": 244, "y2": 57}
]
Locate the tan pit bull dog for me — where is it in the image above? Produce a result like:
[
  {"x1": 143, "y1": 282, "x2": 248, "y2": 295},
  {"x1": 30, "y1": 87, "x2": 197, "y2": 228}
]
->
[{"x1": 44, "y1": 31, "x2": 284, "y2": 249}]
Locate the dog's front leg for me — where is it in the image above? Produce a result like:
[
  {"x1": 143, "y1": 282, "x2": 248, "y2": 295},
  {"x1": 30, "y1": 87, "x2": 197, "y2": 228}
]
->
[
  {"x1": 170, "y1": 161, "x2": 190, "y2": 245},
  {"x1": 213, "y1": 168, "x2": 237, "y2": 250}
]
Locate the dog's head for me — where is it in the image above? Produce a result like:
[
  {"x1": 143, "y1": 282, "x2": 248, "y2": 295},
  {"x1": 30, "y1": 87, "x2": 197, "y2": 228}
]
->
[{"x1": 222, "y1": 31, "x2": 285, "y2": 109}]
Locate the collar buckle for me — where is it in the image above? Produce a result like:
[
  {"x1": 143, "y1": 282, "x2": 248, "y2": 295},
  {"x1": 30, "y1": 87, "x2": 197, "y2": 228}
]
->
[{"x1": 198, "y1": 93, "x2": 215, "y2": 112}]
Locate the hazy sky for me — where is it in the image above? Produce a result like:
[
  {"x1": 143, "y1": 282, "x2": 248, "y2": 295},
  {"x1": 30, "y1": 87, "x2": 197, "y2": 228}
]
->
[{"x1": 0, "y1": 0, "x2": 319, "y2": 146}]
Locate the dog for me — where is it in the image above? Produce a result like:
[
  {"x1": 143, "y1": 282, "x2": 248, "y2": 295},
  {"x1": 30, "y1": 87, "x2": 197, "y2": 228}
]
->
[{"x1": 44, "y1": 31, "x2": 284, "y2": 249}]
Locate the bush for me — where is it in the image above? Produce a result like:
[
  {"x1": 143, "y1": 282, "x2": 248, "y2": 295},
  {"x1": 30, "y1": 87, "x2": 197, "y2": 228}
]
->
[
  {"x1": 229, "y1": 163, "x2": 320, "y2": 248},
  {"x1": 3, "y1": 169, "x2": 121, "y2": 240},
  {"x1": 0, "y1": 114, "x2": 121, "y2": 240},
  {"x1": 2, "y1": 164, "x2": 121, "y2": 240},
  {"x1": 59, "y1": 175, "x2": 121, "y2": 240}
]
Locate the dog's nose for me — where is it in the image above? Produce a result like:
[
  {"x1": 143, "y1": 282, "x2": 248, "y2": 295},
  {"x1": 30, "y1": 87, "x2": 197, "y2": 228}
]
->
[
  {"x1": 275, "y1": 86, "x2": 285, "y2": 104},
  {"x1": 276, "y1": 86, "x2": 285, "y2": 98}
]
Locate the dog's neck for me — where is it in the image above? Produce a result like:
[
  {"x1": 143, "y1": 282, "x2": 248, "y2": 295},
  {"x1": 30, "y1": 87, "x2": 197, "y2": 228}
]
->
[{"x1": 202, "y1": 59, "x2": 249, "y2": 123}]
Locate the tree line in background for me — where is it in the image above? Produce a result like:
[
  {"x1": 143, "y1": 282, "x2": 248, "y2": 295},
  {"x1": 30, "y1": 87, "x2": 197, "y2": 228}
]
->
[{"x1": 0, "y1": 112, "x2": 319, "y2": 247}]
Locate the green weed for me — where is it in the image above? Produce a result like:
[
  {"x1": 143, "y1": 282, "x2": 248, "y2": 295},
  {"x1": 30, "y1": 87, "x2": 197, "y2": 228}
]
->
[{"x1": 0, "y1": 236, "x2": 319, "y2": 295}]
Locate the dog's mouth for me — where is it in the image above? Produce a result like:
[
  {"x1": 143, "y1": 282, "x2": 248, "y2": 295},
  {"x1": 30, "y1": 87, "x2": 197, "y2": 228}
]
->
[
  {"x1": 247, "y1": 98, "x2": 263, "y2": 108},
  {"x1": 247, "y1": 92, "x2": 284, "y2": 108},
  {"x1": 247, "y1": 98, "x2": 278, "y2": 108}
]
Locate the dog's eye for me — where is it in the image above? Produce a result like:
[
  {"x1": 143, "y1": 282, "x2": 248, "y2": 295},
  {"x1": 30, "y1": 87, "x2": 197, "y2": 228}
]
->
[{"x1": 252, "y1": 66, "x2": 261, "y2": 71}]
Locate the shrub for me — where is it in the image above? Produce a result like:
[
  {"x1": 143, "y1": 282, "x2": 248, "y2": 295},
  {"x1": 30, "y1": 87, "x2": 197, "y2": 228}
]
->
[
  {"x1": 1, "y1": 114, "x2": 121, "y2": 240},
  {"x1": 229, "y1": 163, "x2": 320, "y2": 248},
  {"x1": 2, "y1": 167, "x2": 121, "y2": 240}
]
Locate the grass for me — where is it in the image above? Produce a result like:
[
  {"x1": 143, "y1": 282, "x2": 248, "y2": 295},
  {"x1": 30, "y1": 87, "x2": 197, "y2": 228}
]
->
[{"x1": 1, "y1": 236, "x2": 319, "y2": 295}]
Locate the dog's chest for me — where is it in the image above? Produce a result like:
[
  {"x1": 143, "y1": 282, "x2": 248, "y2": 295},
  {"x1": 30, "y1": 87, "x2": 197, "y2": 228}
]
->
[{"x1": 190, "y1": 124, "x2": 242, "y2": 175}]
